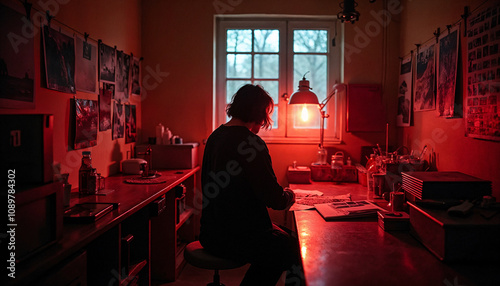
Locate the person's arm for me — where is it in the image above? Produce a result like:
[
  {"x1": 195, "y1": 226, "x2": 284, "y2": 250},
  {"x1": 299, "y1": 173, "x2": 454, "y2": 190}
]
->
[{"x1": 242, "y1": 138, "x2": 295, "y2": 210}]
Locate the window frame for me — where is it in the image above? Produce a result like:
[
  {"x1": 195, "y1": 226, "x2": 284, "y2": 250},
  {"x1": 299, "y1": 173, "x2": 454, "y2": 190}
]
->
[{"x1": 214, "y1": 15, "x2": 343, "y2": 144}]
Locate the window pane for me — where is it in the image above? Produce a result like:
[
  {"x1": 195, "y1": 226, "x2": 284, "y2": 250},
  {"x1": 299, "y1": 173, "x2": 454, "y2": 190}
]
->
[
  {"x1": 293, "y1": 30, "x2": 328, "y2": 53},
  {"x1": 227, "y1": 54, "x2": 252, "y2": 78},
  {"x1": 293, "y1": 55, "x2": 327, "y2": 102},
  {"x1": 271, "y1": 106, "x2": 278, "y2": 129},
  {"x1": 254, "y1": 55, "x2": 279, "y2": 79},
  {"x1": 226, "y1": 80, "x2": 251, "y2": 103},
  {"x1": 255, "y1": 80, "x2": 278, "y2": 103},
  {"x1": 254, "y1": 30, "x2": 279, "y2": 52},
  {"x1": 227, "y1": 29, "x2": 252, "y2": 52}
]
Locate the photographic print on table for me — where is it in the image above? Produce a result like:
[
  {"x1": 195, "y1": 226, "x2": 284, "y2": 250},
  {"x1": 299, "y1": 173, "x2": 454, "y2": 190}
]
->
[
  {"x1": 437, "y1": 25, "x2": 460, "y2": 118},
  {"x1": 414, "y1": 42, "x2": 436, "y2": 111},
  {"x1": 76, "y1": 36, "x2": 98, "y2": 94},
  {"x1": 74, "y1": 99, "x2": 98, "y2": 149},
  {"x1": 0, "y1": 4, "x2": 35, "y2": 109},
  {"x1": 99, "y1": 83, "x2": 113, "y2": 131},
  {"x1": 112, "y1": 101, "x2": 124, "y2": 140},
  {"x1": 99, "y1": 42, "x2": 115, "y2": 83},
  {"x1": 115, "y1": 50, "x2": 130, "y2": 102},
  {"x1": 397, "y1": 55, "x2": 412, "y2": 127},
  {"x1": 465, "y1": 2, "x2": 500, "y2": 141},
  {"x1": 125, "y1": 104, "x2": 136, "y2": 143},
  {"x1": 131, "y1": 56, "x2": 141, "y2": 96},
  {"x1": 43, "y1": 25, "x2": 76, "y2": 94}
]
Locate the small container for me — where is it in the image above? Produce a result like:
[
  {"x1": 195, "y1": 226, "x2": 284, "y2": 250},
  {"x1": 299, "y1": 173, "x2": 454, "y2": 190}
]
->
[
  {"x1": 79, "y1": 151, "x2": 92, "y2": 197},
  {"x1": 391, "y1": 192, "x2": 405, "y2": 212}
]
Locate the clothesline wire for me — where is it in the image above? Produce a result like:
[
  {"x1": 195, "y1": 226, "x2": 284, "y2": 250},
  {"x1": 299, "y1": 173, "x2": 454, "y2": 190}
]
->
[
  {"x1": 16, "y1": 0, "x2": 141, "y2": 58},
  {"x1": 400, "y1": 0, "x2": 492, "y2": 59}
]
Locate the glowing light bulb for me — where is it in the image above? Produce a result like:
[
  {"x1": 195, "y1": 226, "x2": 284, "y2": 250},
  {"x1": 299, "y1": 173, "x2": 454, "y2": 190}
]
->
[{"x1": 301, "y1": 105, "x2": 309, "y2": 122}]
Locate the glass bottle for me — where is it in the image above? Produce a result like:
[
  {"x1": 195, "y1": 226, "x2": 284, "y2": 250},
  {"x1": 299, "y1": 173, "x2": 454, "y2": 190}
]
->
[{"x1": 79, "y1": 151, "x2": 92, "y2": 196}]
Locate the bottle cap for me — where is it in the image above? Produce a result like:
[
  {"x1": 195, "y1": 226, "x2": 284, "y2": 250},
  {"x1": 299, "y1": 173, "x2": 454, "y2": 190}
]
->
[{"x1": 83, "y1": 151, "x2": 91, "y2": 155}]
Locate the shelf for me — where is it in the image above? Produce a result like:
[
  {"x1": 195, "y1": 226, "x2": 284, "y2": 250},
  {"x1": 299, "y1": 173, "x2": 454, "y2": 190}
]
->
[
  {"x1": 121, "y1": 259, "x2": 148, "y2": 286},
  {"x1": 176, "y1": 208, "x2": 194, "y2": 231}
]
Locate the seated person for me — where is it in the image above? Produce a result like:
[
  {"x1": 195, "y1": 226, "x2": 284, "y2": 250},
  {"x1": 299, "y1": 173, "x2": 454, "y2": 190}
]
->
[{"x1": 200, "y1": 84, "x2": 300, "y2": 286}]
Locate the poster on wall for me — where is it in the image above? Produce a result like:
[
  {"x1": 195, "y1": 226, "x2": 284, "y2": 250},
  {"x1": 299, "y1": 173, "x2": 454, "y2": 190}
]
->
[
  {"x1": 437, "y1": 24, "x2": 460, "y2": 118},
  {"x1": 99, "y1": 42, "x2": 115, "y2": 83},
  {"x1": 131, "y1": 56, "x2": 141, "y2": 96},
  {"x1": 397, "y1": 55, "x2": 412, "y2": 127},
  {"x1": 99, "y1": 83, "x2": 113, "y2": 131},
  {"x1": 112, "y1": 101, "x2": 124, "y2": 140},
  {"x1": 115, "y1": 50, "x2": 130, "y2": 102},
  {"x1": 414, "y1": 42, "x2": 436, "y2": 111},
  {"x1": 74, "y1": 99, "x2": 98, "y2": 149},
  {"x1": 0, "y1": 4, "x2": 35, "y2": 109},
  {"x1": 466, "y1": 2, "x2": 500, "y2": 141},
  {"x1": 76, "y1": 36, "x2": 98, "y2": 94},
  {"x1": 43, "y1": 25, "x2": 76, "y2": 94},
  {"x1": 125, "y1": 104, "x2": 136, "y2": 143}
]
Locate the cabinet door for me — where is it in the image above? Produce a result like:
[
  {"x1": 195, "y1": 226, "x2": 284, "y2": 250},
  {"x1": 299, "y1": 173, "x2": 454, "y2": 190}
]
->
[{"x1": 40, "y1": 251, "x2": 87, "y2": 286}]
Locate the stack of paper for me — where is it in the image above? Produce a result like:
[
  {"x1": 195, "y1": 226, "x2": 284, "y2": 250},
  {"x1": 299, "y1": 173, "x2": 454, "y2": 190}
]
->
[{"x1": 315, "y1": 200, "x2": 384, "y2": 220}]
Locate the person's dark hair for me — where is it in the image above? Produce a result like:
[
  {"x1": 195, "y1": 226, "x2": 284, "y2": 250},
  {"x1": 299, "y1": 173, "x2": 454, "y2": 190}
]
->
[{"x1": 226, "y1": 84, "x2": 274, "y2": 130}]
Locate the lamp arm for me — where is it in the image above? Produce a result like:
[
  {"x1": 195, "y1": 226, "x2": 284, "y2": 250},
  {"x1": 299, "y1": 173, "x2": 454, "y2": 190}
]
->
[
  {"x1": 319, "y1": 90, "x2": 336, "y2": 112},
  {"x1": 320, "y1": 83, "x2": 346, "y2": 112}
]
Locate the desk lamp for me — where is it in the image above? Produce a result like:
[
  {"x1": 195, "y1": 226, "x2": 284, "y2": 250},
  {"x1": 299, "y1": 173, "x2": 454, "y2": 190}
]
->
[{"x1": 289, "y1": 75, "x2": 345, "y2": 164}]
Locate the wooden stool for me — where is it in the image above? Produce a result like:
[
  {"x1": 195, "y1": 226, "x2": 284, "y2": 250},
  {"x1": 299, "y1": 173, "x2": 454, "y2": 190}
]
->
[{"x1": 184, "y1": 241, "x2": 246, "y2": 286}]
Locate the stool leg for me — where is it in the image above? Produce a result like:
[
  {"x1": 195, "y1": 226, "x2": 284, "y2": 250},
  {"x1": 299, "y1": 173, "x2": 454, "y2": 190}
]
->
[{"x1": 207, "y1": 269, "x2": 225, "y2": 286}]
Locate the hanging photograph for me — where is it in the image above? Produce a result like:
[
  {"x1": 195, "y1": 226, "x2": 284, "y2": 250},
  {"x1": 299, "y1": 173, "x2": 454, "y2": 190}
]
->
[
  {"x1": 74, "y1": 99, "x2": 98, "y2": 149},
  {"x1": 465, "y1": 2, "x2": 500, "y2": 141},
  {"x1": 115, "y1": 50, "x2": 130, "y2": 102},
  {"x1": 0, "y1": 4, "x2": 35, "y2": 109},
  {"x1": 99, "y1": 42, "x2": 115, "y2": 83},
  {"x1": 99, "y1": 83, "x2": 113, "y2": 131},
  {"x1": 76, "y1": 35, "x2": 97, "y2": 94},
  {"x1": 414, "y1": 42, "x2": 436, "y2": 111},
  {"x1": 112, "y1": 101, "x2": 124, "y2": 140},
  {"x1": 43, "y1": 25, "x2": 76, "y2": 94},
  {"x1": 437, "y1": 25, "x2": 460, "y2": 117},
  {"x1": 125, "y1": 104, "x2": 136, "y2": 143},
  {"x1": 131, "y1": 56, "x2": 141, "y2": 96},
  {"x1": 397, "y1": 55, "x2": 412, "y2": 127}
]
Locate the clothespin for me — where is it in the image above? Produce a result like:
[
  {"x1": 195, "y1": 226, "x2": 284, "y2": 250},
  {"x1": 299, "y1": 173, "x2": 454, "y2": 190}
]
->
[
  {"x1": 433, "y1": 28, "x2": 440, "y2": 43},
  {"x1": 139, "y1": 57, "x2": 144, "y2": 61},
  {"x1": 415, "y1": 44, "x2": 421, "y2": 54},
  {"x1": 461, "y1": 6, "x2": 470, "y2": 37},
  {"x1": 84, "y1": 32, "x2": 89, "y2": 42},
  {"x1": 23, "y1": 0, "x2": 32, "y2": 22},
  {"x1": 45, "y1": 10, "x2": 54, "y2": 27},
  {"x1": 446, "y1": 25, "x2": 452, "y2": 34}
]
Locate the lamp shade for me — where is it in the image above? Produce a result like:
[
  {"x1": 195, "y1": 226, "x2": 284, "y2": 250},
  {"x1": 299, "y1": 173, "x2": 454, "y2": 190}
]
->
[{"x1": 289, "y1": 77, "x2": 319, "y2": 105}]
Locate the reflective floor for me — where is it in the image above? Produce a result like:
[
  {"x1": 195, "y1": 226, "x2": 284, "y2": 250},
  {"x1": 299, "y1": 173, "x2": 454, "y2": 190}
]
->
[{"x1": 155, "y1": 263, "x2": 249, "y2": 286}]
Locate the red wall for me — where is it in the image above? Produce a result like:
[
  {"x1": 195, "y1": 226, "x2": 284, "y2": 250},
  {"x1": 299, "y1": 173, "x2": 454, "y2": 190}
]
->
[
  {"x1": 399, "y1": 0, "x2": 500, "y2": 198},
  {"x1": 0, "y1": 0, "x2": 142, "y2": 188}
]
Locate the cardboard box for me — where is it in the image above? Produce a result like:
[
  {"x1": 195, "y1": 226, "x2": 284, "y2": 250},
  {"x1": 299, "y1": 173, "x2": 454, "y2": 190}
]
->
[
  {"x1": 135, "y1": 143, "x2": 199, "y2": 169},
  {"x1": 287, "y1": 166, "x2": 311, "y2": 184},
  {"x1": 310, "y1": 164, "x2": 332, "y2": 181},
  {"x1": 408, "y1": 202, "x2": 500, "y2": 261},
  {"x1": 342, "y1": 165, "x2": 358, "y2": 182}
]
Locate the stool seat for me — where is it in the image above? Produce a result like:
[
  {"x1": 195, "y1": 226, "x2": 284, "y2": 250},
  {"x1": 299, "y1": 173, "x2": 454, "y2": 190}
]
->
[{"x1": 184, "y1": 241, "x2": 246, "y2": 270}]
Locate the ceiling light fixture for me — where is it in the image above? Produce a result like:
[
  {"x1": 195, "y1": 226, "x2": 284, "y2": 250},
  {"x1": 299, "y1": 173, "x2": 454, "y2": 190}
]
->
[{"x1": 337, "y1": 0, "x2": 360, "y2": 24}]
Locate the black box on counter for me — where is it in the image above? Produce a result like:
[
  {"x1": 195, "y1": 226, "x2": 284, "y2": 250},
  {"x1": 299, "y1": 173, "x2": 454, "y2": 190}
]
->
[
  {"x1": 408, "y1": 202, "x2": 500, "y2": 261},
  {"x1": 377, "y1": 211, "x2": 410, "y2": 231}
]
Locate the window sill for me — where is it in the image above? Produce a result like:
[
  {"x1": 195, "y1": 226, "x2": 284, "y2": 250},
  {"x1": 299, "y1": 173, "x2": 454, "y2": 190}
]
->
[{"x1": 262, "y1": 137, "x2": 343, "y2": 145}]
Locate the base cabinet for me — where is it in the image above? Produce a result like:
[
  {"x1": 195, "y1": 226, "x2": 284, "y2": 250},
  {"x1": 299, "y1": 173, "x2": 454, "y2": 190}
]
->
[{"x1": 40, "y1": 251, "x2": 87, "y2": 286}]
